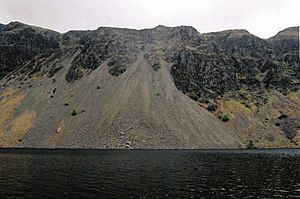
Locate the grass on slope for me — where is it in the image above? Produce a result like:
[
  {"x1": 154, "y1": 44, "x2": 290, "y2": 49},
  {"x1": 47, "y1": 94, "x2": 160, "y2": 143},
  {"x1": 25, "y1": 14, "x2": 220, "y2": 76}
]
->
[
  {"x1": 0, "y1": 89, "x2": 36, "y2": 147},
  {"x1": 0, "y1": 89, "x2": 26, "y2": 133},
  {"x1": 221, "y1": 100, "x2": 254, "y2": 119},
  {"x1": 6, "y1": 111, "x2": 35, "y2": 146}
]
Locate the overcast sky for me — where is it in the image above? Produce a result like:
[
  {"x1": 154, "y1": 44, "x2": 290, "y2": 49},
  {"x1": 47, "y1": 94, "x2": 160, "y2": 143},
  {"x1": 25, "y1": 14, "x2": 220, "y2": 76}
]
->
[{"x1": 0, "y1": 0, "x2": 299, "y2": 38}]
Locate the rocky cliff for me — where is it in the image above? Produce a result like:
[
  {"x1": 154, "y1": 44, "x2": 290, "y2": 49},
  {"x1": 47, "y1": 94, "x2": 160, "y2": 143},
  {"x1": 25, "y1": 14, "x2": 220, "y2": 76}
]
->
[{"x1": 0, "y1": 22, "x2": 299, "y2": 148}]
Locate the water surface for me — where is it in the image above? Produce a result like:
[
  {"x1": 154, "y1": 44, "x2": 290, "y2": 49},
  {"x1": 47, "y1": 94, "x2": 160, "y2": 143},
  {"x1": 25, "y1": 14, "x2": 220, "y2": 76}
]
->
[{"x1": 0, "y1": 149, "x2": 299, "y2": 198}]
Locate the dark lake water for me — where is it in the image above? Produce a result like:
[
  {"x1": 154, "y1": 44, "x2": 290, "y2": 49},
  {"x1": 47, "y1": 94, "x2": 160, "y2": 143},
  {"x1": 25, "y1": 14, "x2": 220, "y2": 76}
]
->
[{"x1": 0, "y1": 149, "x2": 299, "y2": 199}]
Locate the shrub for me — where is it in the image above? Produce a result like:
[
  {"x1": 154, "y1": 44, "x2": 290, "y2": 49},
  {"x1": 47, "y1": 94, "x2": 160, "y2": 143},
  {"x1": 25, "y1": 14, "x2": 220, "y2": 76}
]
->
[
  {"x1": 207, "y1": 104, "x2": 218, "y2": 112},
  {"x1": 64, "y1": 102, "x2": 69, "y2": 106},
  {"x1": 71, "y1": 110, "x2": 78, "y2": 116},
  {"x1": 189, "y1": 92, "x2": 198, "y2": 101},
  {"x1": 245, "y1": 103, "x2": 251, "y2": 108},
  {"x1": 246, "y1": 140, "x2": 256, "y2": 149},
  {"x1": 221, "y1": 114, "x2": 230, "y2": 122},
  {"x1": 97, "y1": 86, "x2": 100, "y2": 90}
]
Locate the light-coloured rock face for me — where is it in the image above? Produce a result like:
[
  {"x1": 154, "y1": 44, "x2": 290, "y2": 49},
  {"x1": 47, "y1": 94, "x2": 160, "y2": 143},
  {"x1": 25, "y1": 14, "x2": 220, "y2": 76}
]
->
[{"x1": 0, "y1": 22, "x2": 299, "y2": 148}]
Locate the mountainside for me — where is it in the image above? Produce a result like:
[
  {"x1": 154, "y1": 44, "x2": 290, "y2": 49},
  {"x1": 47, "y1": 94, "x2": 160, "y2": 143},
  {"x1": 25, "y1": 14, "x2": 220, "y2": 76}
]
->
[{"x1": 0, "y1": 22, "x2": 299, "y2": 148}]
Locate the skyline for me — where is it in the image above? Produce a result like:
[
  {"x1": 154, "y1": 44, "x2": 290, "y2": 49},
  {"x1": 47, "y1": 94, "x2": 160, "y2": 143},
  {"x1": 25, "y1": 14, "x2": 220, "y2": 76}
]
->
[{"x1": 0, "y1": 0, "x2": 299, "y2": 38}]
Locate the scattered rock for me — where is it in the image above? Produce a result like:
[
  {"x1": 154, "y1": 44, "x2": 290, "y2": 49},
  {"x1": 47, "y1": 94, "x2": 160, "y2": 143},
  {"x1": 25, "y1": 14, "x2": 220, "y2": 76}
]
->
[
  {"x1": 144, "y1": 51, "x2": 161, "y2": 71},
  {"x1": 278, "y1": 113, "x2": 288, "y2": 120},
  {"x1": 126, "y1": 141, "x2": 132, "y2": 148},
  {"x1": 56, "y1": 127, "x2": 62, "y2": 133}
]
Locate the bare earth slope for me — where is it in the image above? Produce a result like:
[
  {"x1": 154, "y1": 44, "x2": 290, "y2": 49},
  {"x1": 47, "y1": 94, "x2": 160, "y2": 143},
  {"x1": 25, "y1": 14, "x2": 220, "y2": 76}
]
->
[{"x1": 0, "y1": 22, "x2": 299, "y2": 148}]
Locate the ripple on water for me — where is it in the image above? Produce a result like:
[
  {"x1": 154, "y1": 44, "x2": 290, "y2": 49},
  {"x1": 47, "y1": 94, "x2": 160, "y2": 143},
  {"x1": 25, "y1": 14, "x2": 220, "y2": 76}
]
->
[{"x1": 0, "y1": 149, "x2": 299, "y2": 199}]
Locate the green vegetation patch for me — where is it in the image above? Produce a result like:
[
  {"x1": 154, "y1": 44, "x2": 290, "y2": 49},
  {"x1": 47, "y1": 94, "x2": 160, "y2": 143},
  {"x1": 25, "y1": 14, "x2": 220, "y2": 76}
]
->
[
  {"x1": 246, "y1": 140, "x2": 256, "y2": 149},
  {"x1": 218, "y1": 114, "x2": 230, "y2": 122},
  {"x1": 71, "y1": 110, "x2": 78, "y2": 116}
]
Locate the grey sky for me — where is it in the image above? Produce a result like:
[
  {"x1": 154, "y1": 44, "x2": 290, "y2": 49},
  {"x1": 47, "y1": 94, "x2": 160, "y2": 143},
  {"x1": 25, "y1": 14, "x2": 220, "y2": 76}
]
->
[{"x1": 0, "y1": 0, "x2": 299, "y2": 38}]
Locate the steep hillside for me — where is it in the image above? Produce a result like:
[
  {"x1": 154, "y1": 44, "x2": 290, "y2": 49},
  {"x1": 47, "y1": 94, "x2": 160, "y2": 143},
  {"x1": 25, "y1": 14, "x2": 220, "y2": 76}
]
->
[{"x1": 0, "y1": 22, "x2": 299, "y2": 148}]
